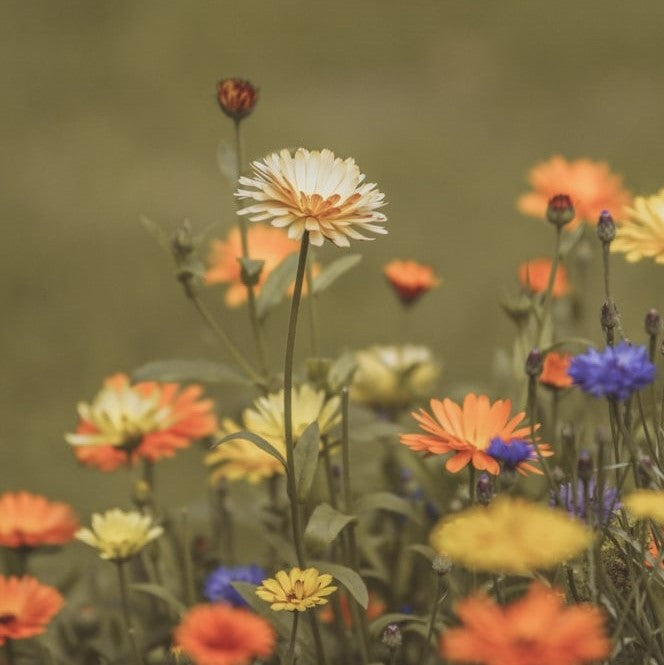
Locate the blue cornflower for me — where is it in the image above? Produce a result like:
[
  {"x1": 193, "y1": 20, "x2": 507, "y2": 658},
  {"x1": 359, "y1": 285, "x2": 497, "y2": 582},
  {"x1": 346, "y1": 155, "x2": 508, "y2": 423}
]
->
[
  {"x1": 486, "y1": 437, "x2": 534, "y2": 470},
  {"x1": 203, "y1": 564, "x2": 265, "y2": 606},
  {"x1": 568, "y1": 342, "x2": 655, "y2": 402},
  {"x1": 552, "y1": 479, "x2": 620, "y2": 527}
]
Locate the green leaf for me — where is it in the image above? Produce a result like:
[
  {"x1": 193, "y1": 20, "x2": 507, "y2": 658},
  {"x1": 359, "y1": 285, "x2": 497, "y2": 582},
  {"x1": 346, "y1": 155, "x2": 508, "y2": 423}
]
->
[
  {"x1": 355, "y1": 491, "x2": 422, "y2": 525},
  {"x1": 217, "y1": 140, "x2": 238, "y2": 187},
  {"x1": 255, "y1": 253, "x2": 299, "y2": 320},
  {"x1": 312, "y1": 254, "x2": 362, "y2": 294},
  {"x1": 294, "y1": 421, "x2": 320, "y2": 503},
  {"x1": 130, "y1": 583, "x2": 187, "y2": 617},
  {"x1": 408, "y1": 543, "x2": 437, "y2": 564},
  {"x1": 304, "y1": 503, "x2": 356, "y2": 552},
  {"x1": 239, "y1": 257, "x2": 265, "y2": 286},
  {"x1": 139, "y1": 215, "x2": 170, "y2": 252},
  {"x1": 131, "y1": 359, "x2": 250, "y2": 386},
  {"x1": 369, "y1": 612, "x2": 426, "y2": 636},
  {"x1": 327, "y1": 351, "x2": 358, "y2": 392},
  {"x1": 310, "y1": 560, "x2": 368, "y2": 609},
  {"x1": 212, "y1": 431, "x2": 288, "y2": 470}
]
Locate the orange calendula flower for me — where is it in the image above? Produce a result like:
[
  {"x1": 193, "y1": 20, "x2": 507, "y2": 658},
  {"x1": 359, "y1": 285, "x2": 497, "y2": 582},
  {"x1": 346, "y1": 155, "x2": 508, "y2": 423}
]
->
[
  {"x1": 0, "y1": 492, "x2": 78, "y2": 548},
  {"x1": 66, "y1": 373, "x2": 217, "y2": 472},
  {"x1": 0, "y1": 576, "x2": 64, "y2": 645},
  {"x1": 174, "y1": 604, "x2": 275, "y2": 665},
  {"x1": 540, "y1": 352, "x2": 573, "y2": 389},
  {"x1": 383, "y1": 259, "x2": 440, "y2": 305},
  {"x1": 440, "y1": 583, "x2": 610, "y2": 665},
  {"x1": 518, "y1": 155, "x2": 631, "y2": 229},
  {"x1": 518, "y1": 258, "x2": 570, "y2": 298},
  {"x1": 216, "y1": 78, "x2": 258, "y2": 121},
  {"x1": 400, "y1": 393, "x2": 551, "y2": 475}
]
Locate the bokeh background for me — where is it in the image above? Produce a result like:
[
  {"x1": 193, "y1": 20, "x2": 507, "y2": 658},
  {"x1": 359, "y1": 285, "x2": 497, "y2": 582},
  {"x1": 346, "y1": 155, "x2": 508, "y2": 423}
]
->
[{"x1": 3, "y1": 0, "x2": 664, "y2": 513}]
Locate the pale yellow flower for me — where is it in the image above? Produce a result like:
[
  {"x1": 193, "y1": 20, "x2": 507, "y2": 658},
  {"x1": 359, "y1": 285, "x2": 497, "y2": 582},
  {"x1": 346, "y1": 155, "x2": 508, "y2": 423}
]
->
[
  {"x1": 624, "y1": 489, "x2": 664, "y2": 522},
  {"x1": 350, "y1": 345, "x2": 440, "y2": 408},
  {"x1": 256, "y1": 567, "x2": 337, "y2": 611},
  {"x1": 430, "y1": 497, "x2": 591, "y2": 573},
  {"x1": 76, "y1": 509, "x2": 163, "y2": 561},
  {"x1": 613, "y1": 189, "x2": 664, "y2": 263},
  {"x1": 236, "y1": 148, "x2": 387, "y2": 247}
]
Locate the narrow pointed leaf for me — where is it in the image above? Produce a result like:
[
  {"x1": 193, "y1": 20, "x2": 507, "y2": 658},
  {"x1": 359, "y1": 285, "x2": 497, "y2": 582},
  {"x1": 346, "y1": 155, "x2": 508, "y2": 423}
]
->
[
  {"x1": 369, "y1": 612, "x2": 426, "y2": 636},
  {"x1": 131, "y1": 583, "x2": 187, "y2": 617},
  {"x1": 327, "y1": 351, "x2": 358, "y2": 392},
  {"x1": 293, "y1": 421, "x2": 320, "y2": 503},
  {"x1": 304, "y1": 503, "x2": 356, "y2": 552},
  {"x1": 407, "y1": 544, "x2": 437, "y2": 563},
  {"x1": 310, "y1": 560, "x2": 368, "y2": 609},
  {"x1": 212, "y1": 431, "x2": 287, "y2": 470},
  {"x1": 139, "y1": 215, "x2": 170, "y2": 252},
  {"x1": 256, "y1": 253, "x2": 299, "y2": 320},
  {"x1": 355, "y1": 491, "x2": 422, "y2": 525},
  {"x1": 132, "y1": 359, "x2": 250, "y2": 386},
  {"x1": 312, "y1": 254, "x2": 362, "y2": 294}
]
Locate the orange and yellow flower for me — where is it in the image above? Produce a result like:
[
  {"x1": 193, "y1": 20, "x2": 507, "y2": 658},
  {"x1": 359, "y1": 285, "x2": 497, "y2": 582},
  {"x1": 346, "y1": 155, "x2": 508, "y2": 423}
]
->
[
  {"x1": 540, "y1": 352, "x2": 573, "y2": 389},
  {"x1": 518, "y1": 258, "x2": 570, "y2": 298},
  {"x1": 400, "y1": 393, "x2": 550, "y2": 475},
  {"x1": 517, "y1": 155, "x2": 631, "y2": 229},
  {"x1": 383, "y1": 259, "x2": 439, "y2": 305},
  {"x1": 440, "y1": 583, "x2": 610, "y2": 665},
  {"x1": 0, "y1": 575, "x2": 64, "y2": 645},
  {"x1": 66, "y1": 374, "x2": 217, "y2": 471},
  {"x1": 174, "y1": 604, "x2": 275, "y2": 665},
  {"x1": 0, "y1": 492, "x2": 78, "y2": 548}
]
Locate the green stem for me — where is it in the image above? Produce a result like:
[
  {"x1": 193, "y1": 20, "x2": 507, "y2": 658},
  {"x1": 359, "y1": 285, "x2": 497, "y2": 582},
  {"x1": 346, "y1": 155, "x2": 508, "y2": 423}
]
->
[
  {"x1": 418, "y1": 575, "x2": 445, "y2": 665},
  {"x1": 116, "y1": 561, "x2": 143, "y2": 665},
  {"x1": 3, "y1": 641, "x2": 15, "y2": 665},
  {"x1": 527, "y1": 377, "x2": 556, "y2": 491},
  {"x1": 305, "y1": 260, "x2": 321, "y2": 358},
  {"x1": 180, "y1": 509, "x2": 196, "y2": 607},
  {"x1": 600, "y1": 240, "x2": 626, "y2": 342},
  {"x1": 535, "y1": 225, "x2": 561, "y2": 348},
  {"x1": 285, "y1": 611, "x2": 299, "y2": 665}
]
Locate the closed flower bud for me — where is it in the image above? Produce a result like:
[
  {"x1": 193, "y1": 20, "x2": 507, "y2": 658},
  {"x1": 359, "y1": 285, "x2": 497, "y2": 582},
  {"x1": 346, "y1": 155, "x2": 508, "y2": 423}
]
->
[
  {"x1": 561, "y1": 423, "x2": 575, "y2": 451},
  {"x1": 432, "y1": 553, "x2": 453, "y2": 575},
  {"x1": 132, "y1": 479, "x2": 152, "y2": 508},
  {"x1": 577, "y1": 450, "x2": 593, "y2": 482},
  {"x1": 525, "y1": 348, "x2": 543, "y2": 378},
  {"x1": 552, "y1": 465, "x2": 565, "y2": 485},
  {"x1": 382, "y1": 623, "x2": 402, "y2": 649},
  {"x1": 596, "y1": 210, "x2": 616, "y2": 244},
  {"x1": 645, "y1": 309, "x2": 661, "y2": 337},
  {"x1": 171, "y1": 220, "x2": 195, "y2": 262},
  {"x1": 216, "y1": 78, "x2": 258, "y2": 121},
  {"x1": 546, "y1": 194, "x2": 575, "y2": 228},
  {"x1": 71, "y1": 605, "x2": 101, "y2": 640},
  {"x1": 476, "y1": 472, "x2": 493, "y2": 506}
]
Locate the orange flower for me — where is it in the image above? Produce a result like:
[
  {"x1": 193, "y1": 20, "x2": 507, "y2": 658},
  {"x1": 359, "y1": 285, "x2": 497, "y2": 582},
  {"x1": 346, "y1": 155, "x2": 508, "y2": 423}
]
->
[
  {"x1": 0, "y1": 576, "x2": 64, "y2": 645},
  {"x1": 66, "y1": 374, "x2": 217, "y2": 472},
  {"x1": 174, "y1": 604, "x2": 275, "y2": 665},
  {"x1": 319, "y1": 591, "x2": 385, "y2": 628},
  {"x1": 517, "y1": 155, "x2": 631, "y2": 229},
  {"x1": 383, "y1": 259, "x2": 439, "y2": 305},
  {"x1": 400, "y1": 393, "x2": 551, "y2": 475},
  {"x1": 0, "y1": 492, "x2": 78, "y2": 548},
  {"x1": 518, "y1": 258, "x2": 570, "y2": 298},
  {"x1": 440, "y1": 583, "x2": 610, "y2": 665},
  {"x1": 205, "y1": 225, "x2": 318, "y2": 307},
  {"x1": 540, "y1": 352, "x2": 573, "y2": 389}
]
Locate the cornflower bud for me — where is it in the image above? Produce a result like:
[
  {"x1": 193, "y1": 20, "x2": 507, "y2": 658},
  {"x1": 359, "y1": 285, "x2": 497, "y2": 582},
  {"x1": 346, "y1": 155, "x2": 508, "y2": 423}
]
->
[
  {"x1": 382, "y1": 623, "x2": 402, "y2": 649},
  {"x1": 577, "y1": 450, "x2": 594, "y2": 482},
  {"x1": 596, "y1": 210, "x2": 616, "y2": 244},
  {"x1": 432, "y1": 553, "x2": 453, "y2": 575},
  {"x1": 476, "y1": 472, "x2": 493, "y2": 506},
  {"x1": 645, "y1": 309, "x2": 661, "y2": 337},
  {"x1": 216, "y1": 78, "x2": 258, "y2": 121},
  {"x1": 546, "y1": 194, "x2": 575, "y2": 228},
  {"x1": 525, "y1": 348, "x2": 543, "y2": 378}
]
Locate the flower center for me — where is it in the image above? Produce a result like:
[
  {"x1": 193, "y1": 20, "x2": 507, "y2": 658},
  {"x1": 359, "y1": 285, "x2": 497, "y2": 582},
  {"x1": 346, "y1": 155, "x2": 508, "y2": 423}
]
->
[{"x1": 0, "y1": 613, "x2": 16, "y2": 625}]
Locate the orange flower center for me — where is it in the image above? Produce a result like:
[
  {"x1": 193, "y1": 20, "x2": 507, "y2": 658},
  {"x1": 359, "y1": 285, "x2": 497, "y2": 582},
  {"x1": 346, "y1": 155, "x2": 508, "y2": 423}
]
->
[{"x1": 0, "y1": 613, "x2": 16, "y2": 625}]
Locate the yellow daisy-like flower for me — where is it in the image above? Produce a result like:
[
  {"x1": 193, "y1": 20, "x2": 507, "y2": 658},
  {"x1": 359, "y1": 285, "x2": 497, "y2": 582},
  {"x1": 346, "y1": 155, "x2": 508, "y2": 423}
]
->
[
  {"x1": 76, "y1": 509, "x2": 163, "y2": 561},
  {"x1": 350, "y1": 345, "x2": 441, "y2": 409},
  {"x1": 613, "y1": 189, "x2": 664, "y2": 263},
  {"x1": 430, "y1": 497, "x2": 591, "y2": 573},
  {"x1": 624, "y1": 489, "x2": 664, "y2": 522},
  {"x1": 256, "y1": 567, "x2": 337, "y2": 612},
  {"x1": 236, "y1": 148, "x2": 387, "y2": 247}
]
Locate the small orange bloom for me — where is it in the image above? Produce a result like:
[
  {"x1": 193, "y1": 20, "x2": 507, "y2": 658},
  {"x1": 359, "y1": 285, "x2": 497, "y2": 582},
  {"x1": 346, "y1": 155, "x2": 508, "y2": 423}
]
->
[
  {"x1": 383, "y1": 259, "x2": 439, "y2": 305},
  {"x1": 0, "y1": 492, "x2": 78, "y2": 548},
  {"x1": 400, "y1": 393, "x2": 551, "y2": 475},
  {"x1": 67, "y1": 374, "x2": 217, "y2": 472},
  {"x1": 174, "y1": 604, "x2": 275, "y2": 665},
  {"x1": 0, "y1": 576, "x2": 64, "y2": 645},
  {"x1": 540, "y1": 352, "x2": 573, "y2": 389},
  {"x1": 216, "y1": 78, "x2": 258, "y2": 121},
  {"x1": 518, "y1": 155, "x2": 632, "y2": 229},
  {"x1": 518, "y1": 258, "x2": 570, "y2": 298},
  {"x1": 440, "y1": 583, "x2": 610, "y2": 665},
  {"x1": 319, "y1": 591, "x2": 385, "y2": 628}
]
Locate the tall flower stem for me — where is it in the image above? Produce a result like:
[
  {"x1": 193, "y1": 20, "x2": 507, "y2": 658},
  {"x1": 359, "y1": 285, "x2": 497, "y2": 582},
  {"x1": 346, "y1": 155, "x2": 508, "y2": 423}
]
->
[
  {"x1": 233, "y1": 118, "x2": 269, "y2": 377},
  {"x1": 600, "y1": 235, "x2": 626, "y2": 342},
  {"x1": 418, "y1": 574, "x2": 445, "y2": 665},
  {"x1": 535, "y1": 225, "x2": 562, "y2": 348},
  {"x1": 305, "y1": 260, "x2": 321, "y2": 358},
  {"x1": 180, "y1": 508, "x2": 196, "y2": 607},
  {"x1": 285, "y1": 611, "x2": 300, "y2": 665},
  {"x1": 116, "y1": 560, "x2": 143, "y2": 665}
]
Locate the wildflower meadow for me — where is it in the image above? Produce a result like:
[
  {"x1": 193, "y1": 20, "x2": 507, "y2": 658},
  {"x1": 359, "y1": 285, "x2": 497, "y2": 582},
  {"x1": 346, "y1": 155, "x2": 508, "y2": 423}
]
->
[{"x1": 4, "y1": 4, "x2": 664, "y2": 665}]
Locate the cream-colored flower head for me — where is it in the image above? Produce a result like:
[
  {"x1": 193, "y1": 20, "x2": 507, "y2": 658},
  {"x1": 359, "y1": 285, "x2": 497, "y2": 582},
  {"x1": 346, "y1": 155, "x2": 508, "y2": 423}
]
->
[
  {"x1": 76, "y1": 509, "x2": 163, "y2": 561},
  {"x1": 624, "y1": 489, "x2": 664, "y2": 522},
  {"x1": 256, "y1": 567, "x2": 337, "y2": 611},
  {"x1": 236, "y1": 148, "x2": 387, "y2": 247},
  {"x1": 351, "y1": 345, "x2": 440, "y2": 408},
  {"x1": 613, "y1": 189, "x2": 664, "y2": 263}
]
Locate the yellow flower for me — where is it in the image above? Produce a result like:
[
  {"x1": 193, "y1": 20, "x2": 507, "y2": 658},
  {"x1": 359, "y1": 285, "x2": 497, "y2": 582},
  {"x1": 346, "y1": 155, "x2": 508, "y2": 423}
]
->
[
  {"x1": 76, "y1": 509, "x2": 163, "y2": 561},
  {"x1": 205, "y1": 418, "x2": 285, "y2": 485},
  {"x1": 350, "y1": 345, "x2": 440, "y2": 408},
  {"x1": 430, "y1": 497, "x2": 591, "y2": 573},
  {"x1": 613, "y1": 189, "x2": 664, "y2": 263},
  {"x1": 256, "y1": 567, "x2": 337, "y2": 612},
  {"x1": 236, "y1": 148, "x2": 387, "y2": 247},
  {"x1": 624, "y1": 489, "x2": 664, "y2": 522}
]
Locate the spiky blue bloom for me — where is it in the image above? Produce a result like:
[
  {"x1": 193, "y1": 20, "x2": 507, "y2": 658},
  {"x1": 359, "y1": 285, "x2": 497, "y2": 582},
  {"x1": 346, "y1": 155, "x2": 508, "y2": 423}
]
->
[
  {"x1": 568, "y1": 342, "x2": 655, "y2": 402},
  {"x1": 552, "y1": 479, "x2": 620, "y2": 527},
  {"x1": 486, "y1": 437, "x2": 534, "y2": 470},
  {"x1": 203, "y1": 564, "x2": 265, "y2": 606}
]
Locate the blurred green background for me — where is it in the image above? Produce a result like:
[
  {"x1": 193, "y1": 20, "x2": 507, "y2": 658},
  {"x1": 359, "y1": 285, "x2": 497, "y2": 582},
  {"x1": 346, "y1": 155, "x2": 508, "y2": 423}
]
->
[{"x1": 3, "y1": 0, "x2": 664, "y2": 514}]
